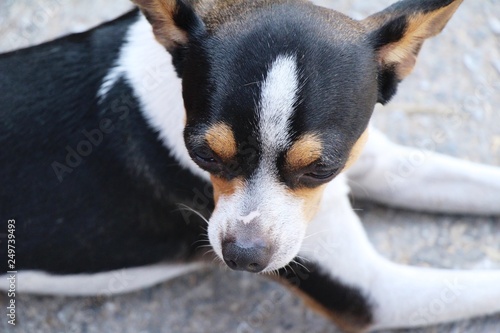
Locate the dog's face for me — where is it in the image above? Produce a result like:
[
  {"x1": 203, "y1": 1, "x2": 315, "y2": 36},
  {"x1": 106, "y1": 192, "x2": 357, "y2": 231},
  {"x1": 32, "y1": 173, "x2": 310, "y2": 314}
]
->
[
  {"x1": 183, "y1": 6, "x2": 377, "y2": 272},
  {"x1": 134, "y1": 0, "x2": 463, "y2": 272}
]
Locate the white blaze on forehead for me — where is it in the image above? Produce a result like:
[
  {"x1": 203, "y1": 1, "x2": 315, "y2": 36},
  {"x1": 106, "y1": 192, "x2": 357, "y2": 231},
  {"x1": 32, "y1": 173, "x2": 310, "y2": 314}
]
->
[{"x1": 259, "y1": 55, "x2": 299, "y2": 150}]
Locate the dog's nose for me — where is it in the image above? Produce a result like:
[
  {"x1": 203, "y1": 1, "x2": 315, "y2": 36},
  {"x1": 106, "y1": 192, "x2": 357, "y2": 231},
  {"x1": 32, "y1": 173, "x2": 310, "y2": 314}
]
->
[{"x1": 222, "y1": 240, "x2": 271, "y2": 273}]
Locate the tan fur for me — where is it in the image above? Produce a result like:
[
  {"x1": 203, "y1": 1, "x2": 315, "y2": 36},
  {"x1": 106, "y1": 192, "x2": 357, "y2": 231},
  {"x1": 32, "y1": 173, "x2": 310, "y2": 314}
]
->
[
  {"x1": 199, "y1": 0, "x2": 366, "y2": 45},
  {"x1": 132, "y1": 0, "x2": 189, "y2": 51},
  {"x1": 343, "y1": 129, "x2": 369, "y2": 172},
  {"x1": 285, "y1": 133, "x2": 323, "y2": 170},
  {"x1": 133, "y1": 0, "x2": 367, "y2": 54},
  {"x1": 299, "y1": 293, "x2": 370, "y2": 333},
  {"x1": 366, "y1": 0, "x2": 463, "y2": 79},
  {"x1": 266, "y1": 278, "x2": 372, "y2": 333},
  {"x1": 205, "y1": 123, "x2": 237, "y2": 161},
  {"x1": 201, "y1": 0, "x2": 297, "y2": 31},
  {"x1": 211, "y1": 175, "x2": 244, "y2": 205},
  {"x1": 288, "y1": 184, "x2": 327, "y2": 222}
]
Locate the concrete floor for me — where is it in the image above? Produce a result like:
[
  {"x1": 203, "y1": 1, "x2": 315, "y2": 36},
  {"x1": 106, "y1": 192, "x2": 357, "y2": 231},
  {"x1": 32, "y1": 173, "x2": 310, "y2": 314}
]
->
[{"x1": 1, "y1": 0, "x2": 499, "y2": 332}]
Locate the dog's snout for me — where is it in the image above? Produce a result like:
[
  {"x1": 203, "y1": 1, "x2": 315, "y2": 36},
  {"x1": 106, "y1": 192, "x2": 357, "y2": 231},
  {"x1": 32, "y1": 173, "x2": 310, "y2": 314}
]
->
[{"x1": 222, "y1": 240, "x2": 271, "y2": 273}]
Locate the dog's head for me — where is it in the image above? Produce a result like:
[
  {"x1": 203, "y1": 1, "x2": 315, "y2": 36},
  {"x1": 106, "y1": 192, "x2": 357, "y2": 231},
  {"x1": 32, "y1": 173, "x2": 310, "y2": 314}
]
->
[{"x1": 133, "y1": 0, "x2": 463, "y2": 272}]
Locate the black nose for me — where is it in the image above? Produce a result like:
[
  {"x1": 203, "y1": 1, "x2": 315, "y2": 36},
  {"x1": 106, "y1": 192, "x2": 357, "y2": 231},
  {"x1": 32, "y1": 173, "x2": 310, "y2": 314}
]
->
[{"x1": 222, "y1": 241, "x2": 272, "y2": 273}]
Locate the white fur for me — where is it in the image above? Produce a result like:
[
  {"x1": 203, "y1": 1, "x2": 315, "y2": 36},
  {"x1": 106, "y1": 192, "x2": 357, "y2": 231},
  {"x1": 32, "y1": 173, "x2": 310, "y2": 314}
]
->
[
  {"x1": 207, "y1": 55, "x2": 307, "y2": 272},
  {"x1": 83, "y1": 11, "x2": 500, "y2": 332},
  {"x1": 237, "y1": 210, "x2": 261, "y2": 225},
  {"x1": 208, "y1": 169, "x2": 307, "y2": 272},
  {"x1": 301, "y1": 174, "x2": 500, "y2": 331},
  {"x1": 259, "y1": 54, "x2": 299, "y2": 151},
  {"x1": 97, "y1": 65, "x2": 123, "y2": 101},
  {"x1": 97, "y1": 14, "x2": 209, "y2": 181},
  {"x1": 0, "y1": 263, "x2": 202, "y2": 296},
  {"x1": 347, "y1": 128, "x2": 500, "y2": 215}
]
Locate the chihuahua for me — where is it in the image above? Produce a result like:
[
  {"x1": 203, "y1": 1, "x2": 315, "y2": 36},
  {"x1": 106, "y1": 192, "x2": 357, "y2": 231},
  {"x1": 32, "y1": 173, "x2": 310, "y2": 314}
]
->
[{"x1": 1, "y1": 0, "x2": 499, "y2": 331}]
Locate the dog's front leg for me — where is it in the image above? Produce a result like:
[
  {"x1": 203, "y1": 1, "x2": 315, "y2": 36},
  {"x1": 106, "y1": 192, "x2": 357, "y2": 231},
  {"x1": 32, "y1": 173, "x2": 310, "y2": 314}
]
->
[
  {"x1": 346, "y1": 128, "x2": 500, "y2": 215},
  {"x1": 277, "y1": 175, "x2": 500, "y2": 333}
]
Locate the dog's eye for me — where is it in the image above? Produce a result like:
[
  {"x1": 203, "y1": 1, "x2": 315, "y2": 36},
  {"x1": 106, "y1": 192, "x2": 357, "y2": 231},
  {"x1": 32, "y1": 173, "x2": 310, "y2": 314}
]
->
[
  {"x1": 304, "y1": 171, "x2": 335, "y2": 180},
  {"x1": 303, "y1": 170, "x2": 337, "y2": 180},
  {"x1": 194, "y1": 147, "x2": 218, "y2": 164},
  {"x1": 299, "y1": 166, "x2": 339, "y2": 185}
]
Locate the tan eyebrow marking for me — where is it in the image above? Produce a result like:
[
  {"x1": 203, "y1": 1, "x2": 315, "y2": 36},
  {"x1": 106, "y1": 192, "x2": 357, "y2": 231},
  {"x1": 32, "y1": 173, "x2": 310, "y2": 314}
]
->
[
  {"x1": 343, "y1": 129, "x2": 369, "y2": 172},
  {"x1": 285, "y1": 134, "x2": 323, "y2": 170},
  {"x1": 205, "y1": 123, "x2": 237, "y2": 160},
  {"x1": 285, "y1": 130, "x2": 369, "y2": 222}
]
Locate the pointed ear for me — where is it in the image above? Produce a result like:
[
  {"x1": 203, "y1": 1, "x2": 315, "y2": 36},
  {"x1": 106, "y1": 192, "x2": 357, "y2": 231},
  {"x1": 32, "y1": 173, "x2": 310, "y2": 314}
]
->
[
  {"x1": 362, "y1": 0, "x2": 463, "y2": 104},
  {"x1": 132, "y1": 0, "x2": 205, "y2": 52}
]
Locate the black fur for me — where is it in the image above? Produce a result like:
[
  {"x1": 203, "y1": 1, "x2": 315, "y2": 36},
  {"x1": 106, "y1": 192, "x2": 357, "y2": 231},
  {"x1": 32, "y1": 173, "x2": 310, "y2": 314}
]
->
[
  {"x1": 279, "y1": 260, "x2": 374, "y2": 327},
  {"x1": 183, "y1": 2, "x2": 378, "y2": 185},
  {"x1": 171, "y1": 0, "x2": 207, "y2": 76},
  {"x1": 173, "y1": 0, "x2": 206, "y2": 39},
  {"x1": 0, "y1": 10, "x2": 211, "y2": 273},
  {"x1": 370, "y1": 15, "x2": 408, "y2": 52},
  {"x1": 369, "y1": 15, "x2": 407, "y2": 104},
  {"x1": 0, "y1": 1, "x2": 458, "y2": 330},
  {"x1": 367, "y1": 0, "x2": 456, "y2": 103},
  {"x1": 377, "y1": 64, "x2": 400, "y2": 105},
  {"x1": 382, "y1": 0, "x2": 454, "y2": 16}
]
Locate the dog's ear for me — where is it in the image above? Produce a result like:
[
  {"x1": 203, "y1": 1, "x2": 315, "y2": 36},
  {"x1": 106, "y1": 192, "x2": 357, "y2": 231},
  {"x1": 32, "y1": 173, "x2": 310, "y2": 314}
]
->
[
  {"x1": 132, "y1": 0, "x2": 204, "y2": 52},
  {"x1": 363, "y1": 0, "x2": 463, "y2": 104}
]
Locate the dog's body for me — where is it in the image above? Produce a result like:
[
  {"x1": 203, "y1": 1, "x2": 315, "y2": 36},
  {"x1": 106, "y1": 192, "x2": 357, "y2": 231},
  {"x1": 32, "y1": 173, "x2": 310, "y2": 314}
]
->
[{"x1": 1, "y1": 0, "x2": 500, "y2": 332}]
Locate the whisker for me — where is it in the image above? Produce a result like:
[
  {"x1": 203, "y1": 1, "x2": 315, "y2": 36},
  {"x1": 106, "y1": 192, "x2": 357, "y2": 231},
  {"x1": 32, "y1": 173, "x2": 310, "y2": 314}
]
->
[
  {"x1": 292, "y1": 259, "x2": 310, "y2": 273},
  {"x1": 175, "y1": 203, "x2": 210, "y2": 224},
  {"x1": 295, "y1": 255, "x2": 310, "y2": 263},
  {"x1": 268, "y1": 267, "x2": 280, "y2": 277},
  {"x1": 202, "y1": 249, "x2": 215, "y2": 258},
  {"x1": 192, "y1": 238, "x2": 209, "y2": 246},
  {"x1": 242, "y1": 80, "x2": 260, "y2": 87},
  {"x1": 303, "y1": 229, "x2": 330, "y2": 239},
  {"x1": 287, "y1": 263, "x2": 298, "y2": 276},
  {"x1": 212, "y1": 256, "x2": 224, "y2": 267}
]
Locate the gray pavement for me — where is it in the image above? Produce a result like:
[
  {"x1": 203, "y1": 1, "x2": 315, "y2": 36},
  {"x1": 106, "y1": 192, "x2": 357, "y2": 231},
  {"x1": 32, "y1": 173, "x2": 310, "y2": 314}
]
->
[{"x1": 1, "y1": 0, "x2": 499, "y2": 332}]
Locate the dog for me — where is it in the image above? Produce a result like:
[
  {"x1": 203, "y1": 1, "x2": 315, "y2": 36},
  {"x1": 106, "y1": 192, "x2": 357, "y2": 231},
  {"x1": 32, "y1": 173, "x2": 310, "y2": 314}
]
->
[{"x1": 1, "y1": 0, "x2": 499, "y2": 331}]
